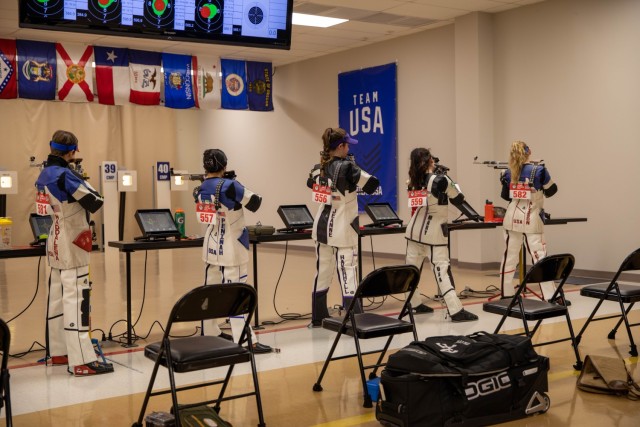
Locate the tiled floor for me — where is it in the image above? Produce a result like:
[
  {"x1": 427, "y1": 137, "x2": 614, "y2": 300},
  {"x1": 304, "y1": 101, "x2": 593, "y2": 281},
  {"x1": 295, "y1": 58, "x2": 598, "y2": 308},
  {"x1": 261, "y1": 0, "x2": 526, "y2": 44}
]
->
[{"x1": 1, "y1": 245, "x2": 639, "y2": 426}]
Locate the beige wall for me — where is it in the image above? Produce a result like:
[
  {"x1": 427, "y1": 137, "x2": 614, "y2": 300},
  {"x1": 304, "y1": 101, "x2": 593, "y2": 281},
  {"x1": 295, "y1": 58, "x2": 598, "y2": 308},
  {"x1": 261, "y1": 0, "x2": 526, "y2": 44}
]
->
[{"x1": 1, "y1": 0, "x2": 638, "y2": 274}]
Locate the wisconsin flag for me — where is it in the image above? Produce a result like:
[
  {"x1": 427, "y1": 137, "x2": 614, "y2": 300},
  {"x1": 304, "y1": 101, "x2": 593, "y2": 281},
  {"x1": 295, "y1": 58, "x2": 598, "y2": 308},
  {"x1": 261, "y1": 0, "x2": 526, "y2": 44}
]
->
[
  {"x1": 56, "y1": 43, "x2": 95, "y2": 102},
  {"x1": 247, "y1": 61, "x2": 273, "y2": 111},
  {"x1": 193, "y1": 56, "x2": 220, "y2": 109},
  {"x1": 221, "y1": 58, "x2": 247, "y2": 110},
  {"x1": 17, "y1": 40, "x2": 56, "y2": 100},
  {"x1": 94, "y1": 46, "x2": 130, "y2": 105},
  {"x1": 162, "y1": 53, "x2": 195, "y2": 109},
  {"x1": 129, "y1": 50, "x2": 161, "y2": 105},
  {"x1": 0, "y1": 39, "x2": 17, "y2": 99}
]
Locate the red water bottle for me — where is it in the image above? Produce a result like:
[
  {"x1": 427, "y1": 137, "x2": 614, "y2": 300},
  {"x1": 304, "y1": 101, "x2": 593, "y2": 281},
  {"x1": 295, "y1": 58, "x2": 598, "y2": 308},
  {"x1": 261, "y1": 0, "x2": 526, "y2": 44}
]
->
[{"x1": 484, "y1": 200, "x2": 494, "y2": 223}]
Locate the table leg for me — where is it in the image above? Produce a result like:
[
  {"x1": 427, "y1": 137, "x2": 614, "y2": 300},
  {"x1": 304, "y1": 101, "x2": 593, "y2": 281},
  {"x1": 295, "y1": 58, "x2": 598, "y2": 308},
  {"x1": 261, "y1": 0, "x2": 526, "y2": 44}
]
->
[
  {"x1": 123, "y1": 251, "x2": 137, "y2": 348},
  {"x1": 252, "y1": 242, "x2": 263, "y2": 330}
]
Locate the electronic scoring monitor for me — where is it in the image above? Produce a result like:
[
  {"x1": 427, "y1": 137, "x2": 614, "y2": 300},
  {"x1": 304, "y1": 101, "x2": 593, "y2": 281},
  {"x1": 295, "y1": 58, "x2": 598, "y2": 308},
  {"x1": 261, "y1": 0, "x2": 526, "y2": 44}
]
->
[
  {"x1": 277, "y1": 204, "x2": 314, "y2": 232},
  {"x1": 134, "y1": 209, "x2": 182, "y2": 240},
  {"x1": 364, "y1": 202, "x2": 403, "y2": 227},
  {"x1": 19, "y1": 0, "x2": 294, "y2": 50}
]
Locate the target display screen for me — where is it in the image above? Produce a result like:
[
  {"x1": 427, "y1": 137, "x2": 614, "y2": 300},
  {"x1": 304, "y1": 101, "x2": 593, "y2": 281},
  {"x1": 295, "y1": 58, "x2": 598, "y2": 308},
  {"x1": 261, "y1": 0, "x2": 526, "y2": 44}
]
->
[{"x1": 19, "y1": 0, "x2": 293, "y2": 50}]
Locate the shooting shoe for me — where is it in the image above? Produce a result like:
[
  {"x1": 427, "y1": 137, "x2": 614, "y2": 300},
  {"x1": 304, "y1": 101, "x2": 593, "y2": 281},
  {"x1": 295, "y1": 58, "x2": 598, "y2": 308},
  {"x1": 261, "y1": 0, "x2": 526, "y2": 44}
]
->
[
  {"x1": 548, "y1": 297, "x2": 572, "y2": 307},
  {"x1": 50, "y1": 355, "x2": 69, "y2": 366},
  {"x1": 72, "y1": 361, "x2": 114, "y2": 377},
  {"x1": 250, "y1": 343, "x2": 273, "y2": 354},
  {"x1": 450, "y1": 309, "x2": 478, "y2": 322},
  {"x1": 413, "y1": 304, "x2": 434, "y2": 314},
  {"x1": 218, "y1": 332, "x2": 233, "y2": 341}
]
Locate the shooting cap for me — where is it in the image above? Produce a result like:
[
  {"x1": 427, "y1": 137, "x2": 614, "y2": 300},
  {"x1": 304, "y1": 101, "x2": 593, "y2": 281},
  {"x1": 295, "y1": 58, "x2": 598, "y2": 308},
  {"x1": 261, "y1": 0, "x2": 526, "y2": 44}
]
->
[
  {"x1": 203, "y1": 149, "x2": 227, "y2": 173},
  {"x1": 329, "y1": 132, "x2": 358, "y2": 150}
]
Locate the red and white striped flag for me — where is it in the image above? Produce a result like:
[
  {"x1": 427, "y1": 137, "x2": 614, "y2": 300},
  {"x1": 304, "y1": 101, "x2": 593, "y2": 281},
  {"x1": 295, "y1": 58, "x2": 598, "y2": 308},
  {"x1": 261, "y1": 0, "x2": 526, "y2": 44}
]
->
[{"x1": 94, "y1": 46, "x2": 130, "y2": 105}]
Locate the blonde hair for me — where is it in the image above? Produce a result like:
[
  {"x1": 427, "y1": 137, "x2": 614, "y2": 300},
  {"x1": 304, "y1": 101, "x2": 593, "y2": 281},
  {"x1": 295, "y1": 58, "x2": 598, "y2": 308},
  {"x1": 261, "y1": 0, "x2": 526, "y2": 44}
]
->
[{"x1": 509, "y1": 140, "x2": 530, "y2": 183}]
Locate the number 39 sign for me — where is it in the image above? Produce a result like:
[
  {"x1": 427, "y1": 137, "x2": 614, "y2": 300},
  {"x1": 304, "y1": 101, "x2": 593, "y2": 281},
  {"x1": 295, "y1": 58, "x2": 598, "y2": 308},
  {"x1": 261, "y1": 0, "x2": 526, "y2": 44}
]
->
[{"x1": 102, "y1": 161, "x2": 118, "y2": 183}]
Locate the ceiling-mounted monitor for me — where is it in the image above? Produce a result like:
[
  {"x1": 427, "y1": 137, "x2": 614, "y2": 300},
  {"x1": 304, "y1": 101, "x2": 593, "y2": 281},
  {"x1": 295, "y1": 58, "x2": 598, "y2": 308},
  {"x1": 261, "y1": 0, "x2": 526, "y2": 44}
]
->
[{"x1": 19, "y1": 0, "x2": 293, "y2": 50}]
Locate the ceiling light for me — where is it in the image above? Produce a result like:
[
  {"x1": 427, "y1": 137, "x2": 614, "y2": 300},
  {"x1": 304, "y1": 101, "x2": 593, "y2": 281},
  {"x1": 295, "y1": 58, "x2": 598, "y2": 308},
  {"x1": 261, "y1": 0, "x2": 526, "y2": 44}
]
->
[{"x1": 292, "y1": 13, "x2": 348, "y2": 28}]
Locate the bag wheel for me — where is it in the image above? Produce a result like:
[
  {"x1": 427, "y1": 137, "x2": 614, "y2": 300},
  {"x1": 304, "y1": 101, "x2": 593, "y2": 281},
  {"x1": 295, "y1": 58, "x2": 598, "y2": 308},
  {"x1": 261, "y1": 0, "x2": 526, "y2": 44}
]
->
[{"x1": 525, "y1": 391, "x2": 550, "y2": 415}]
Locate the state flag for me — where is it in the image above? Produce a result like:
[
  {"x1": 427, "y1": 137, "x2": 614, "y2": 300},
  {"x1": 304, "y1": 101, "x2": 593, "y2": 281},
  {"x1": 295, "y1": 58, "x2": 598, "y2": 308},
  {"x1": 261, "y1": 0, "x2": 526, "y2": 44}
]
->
[
  {"x1": 193, "y1": 56, "x2": 220, "y2": 109},
  {"x1": 162, "y1": 53, "x2": 195, "y2": 109},
  {"x1": 17, "y1": 40, "x2": 56, "y2": 100},
  {"x1": 0, "y1": 39, "x2": 17, "y2": 99},
  {"x1": 56, "y1": 43, "x2": 94, "y2": 102},
  {"x1": 94, "y1": 46, "x2": 130, "y2": 105},
  {"x1": 221, "y1": 58, "x2": 247, "y2": 110},
  {"x1": 247, "y1": 61, "x2": 273, "y2": 111},
  {"x1": 129, "y1": 49, "x2": 161, "y2": 105}
]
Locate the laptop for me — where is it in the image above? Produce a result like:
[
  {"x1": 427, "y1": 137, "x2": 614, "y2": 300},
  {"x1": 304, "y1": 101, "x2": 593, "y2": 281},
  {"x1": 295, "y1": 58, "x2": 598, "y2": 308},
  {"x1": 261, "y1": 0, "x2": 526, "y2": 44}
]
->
[
  {"x1": 364, "y1": 203, "x2": 403, "y2": 227},
  {"x1": 277, "y1": 205, "x2": 314, "y2": 232},
  {"x1": 29, "y1": 213, "x2": 53, "y2": 246},
  {"x1": 134, "y1": 209, "x2": 182, "y2": 241}
]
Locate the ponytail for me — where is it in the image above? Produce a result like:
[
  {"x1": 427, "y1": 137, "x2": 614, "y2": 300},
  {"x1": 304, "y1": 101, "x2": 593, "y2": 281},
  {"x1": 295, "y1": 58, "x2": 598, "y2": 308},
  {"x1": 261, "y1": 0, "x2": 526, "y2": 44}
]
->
[{"x1": 509, "y1": 140, "x2": 530, "y2": 184}]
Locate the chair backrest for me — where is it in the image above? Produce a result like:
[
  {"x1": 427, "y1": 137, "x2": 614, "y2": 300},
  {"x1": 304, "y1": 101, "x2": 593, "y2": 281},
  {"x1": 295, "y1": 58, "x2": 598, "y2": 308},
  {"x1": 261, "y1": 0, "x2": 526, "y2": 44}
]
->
[
  {"x1": 355, "y1": 265, "x2": 421, "y2": 299},
  {"x1": 523, "y1": 254, "x2": 575, "y2": 286},
  {"x1": 168, "y1": 284, "x2": 257, "y2": 324},
  {"x1": 619, "y1": 248, "x2": 640, "y2": 273}
]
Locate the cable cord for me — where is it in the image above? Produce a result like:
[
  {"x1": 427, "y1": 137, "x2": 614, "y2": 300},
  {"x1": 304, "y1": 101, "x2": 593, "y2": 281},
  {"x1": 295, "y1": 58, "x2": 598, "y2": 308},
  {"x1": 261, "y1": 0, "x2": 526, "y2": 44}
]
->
[
  {"x1": 261, "y1": 241, "x2": 311, "y2": 326},
  {"x1": 6, "y1": 256, "x2": 43, "y2": 324}
]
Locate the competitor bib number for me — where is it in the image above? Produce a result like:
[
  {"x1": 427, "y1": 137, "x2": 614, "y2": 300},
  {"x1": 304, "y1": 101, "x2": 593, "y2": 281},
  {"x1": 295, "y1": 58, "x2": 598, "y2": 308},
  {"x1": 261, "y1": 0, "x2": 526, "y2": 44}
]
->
[
  {"x1": 312, "y1": 184, "x2": 332, "y2": 204},
  {"x1": 408, "y1": 190, "x2": 428, "y2": 208},
  {"x1": 509, "y1": 183, "x2": 532, "y2": 200},
  {"x1": 35, "y1": 193, "x2": 52, "y2": 215},
  {"x1": 196, "y1": 203, "x2": 217, "y2": 225}
]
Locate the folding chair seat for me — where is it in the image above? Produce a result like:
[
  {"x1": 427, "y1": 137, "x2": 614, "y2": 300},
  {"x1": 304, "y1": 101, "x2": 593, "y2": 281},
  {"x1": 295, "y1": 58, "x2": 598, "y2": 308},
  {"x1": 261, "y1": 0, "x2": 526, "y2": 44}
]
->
[
  {"x1": 312, "y1": 265, "x2": 421, "y2": 408},
  {"x1": 575, "y1": 248, "x2": 640, "y2": 356},
  {"x1": 132, "y1": 284, "x2": 266, "y2": 427},
  {"x1": 483, "y1": 254, "x2": 583, "y2": 370},
  {"x1": 1, "y1": 318, "x2": 12, "y2": 427}
]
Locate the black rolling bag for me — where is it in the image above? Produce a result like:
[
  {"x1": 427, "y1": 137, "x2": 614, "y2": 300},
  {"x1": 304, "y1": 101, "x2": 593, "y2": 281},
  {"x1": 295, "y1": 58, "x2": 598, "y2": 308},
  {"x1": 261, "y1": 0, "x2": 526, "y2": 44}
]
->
[{"x1": 376, "y1": 332, "x2": 550, "y2": 427}]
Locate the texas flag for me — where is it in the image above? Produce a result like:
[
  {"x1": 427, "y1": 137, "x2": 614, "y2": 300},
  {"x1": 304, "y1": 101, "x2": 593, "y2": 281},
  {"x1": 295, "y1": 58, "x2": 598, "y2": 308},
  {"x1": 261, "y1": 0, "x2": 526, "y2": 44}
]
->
[
  {"x1": 129, "y1": 49, "x2": 161, "y2": 105},
  {"x1": 193, "y1": 56, "x2": 220, "y2": 109},
  {"x1": 56, "y1": 43, "x2": 94, "y2": 102},
  {"x1": 94, "y1": 46, "x2": 130, "y2": 105},
  {"x1": 17, "y1": 40, "x2": 56, "y2": 100},
  {"x1": 0, "y1": 39, "x2": 17, "y2": 99}
]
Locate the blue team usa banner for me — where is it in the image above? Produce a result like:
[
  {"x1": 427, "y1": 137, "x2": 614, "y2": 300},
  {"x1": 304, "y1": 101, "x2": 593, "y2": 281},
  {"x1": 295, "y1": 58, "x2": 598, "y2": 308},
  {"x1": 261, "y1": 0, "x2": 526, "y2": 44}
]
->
[{"x1": 338, "y1": 63, "x2": 397, "y2": 213}]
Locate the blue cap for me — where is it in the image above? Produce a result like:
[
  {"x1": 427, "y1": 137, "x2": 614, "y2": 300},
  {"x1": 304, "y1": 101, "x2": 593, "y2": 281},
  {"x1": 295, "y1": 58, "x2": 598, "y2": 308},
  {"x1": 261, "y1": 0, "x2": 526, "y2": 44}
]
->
[{"x1": 329, "y1": 133, "x2": 358, "y2": 149}]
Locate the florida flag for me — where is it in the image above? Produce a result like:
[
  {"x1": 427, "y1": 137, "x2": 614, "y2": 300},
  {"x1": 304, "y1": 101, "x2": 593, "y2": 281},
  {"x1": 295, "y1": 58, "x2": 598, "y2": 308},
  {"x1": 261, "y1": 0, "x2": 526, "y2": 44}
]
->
[
  {"x1": 56, "y1": 43, "x2": 94, "y2": 102},
  {"x1": 129, "y1": 49, "x2": 161, "y2": 105},
  {"x1": 0, "y1": 39, "x2": 17, "y2": 99},
  {"x1": 193, "y1": 56, "x2": 220, "y2": 109},
  {"x1": 162, "y1": 53, "x2": 195, "y2": 109},
  {"x1": 94, "y1": 46, "x2": 130, "y2": 105}
]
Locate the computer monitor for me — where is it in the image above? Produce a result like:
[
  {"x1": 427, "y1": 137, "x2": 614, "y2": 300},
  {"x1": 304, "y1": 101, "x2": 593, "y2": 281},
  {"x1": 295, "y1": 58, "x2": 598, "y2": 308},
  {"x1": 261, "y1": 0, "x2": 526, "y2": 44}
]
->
[
  {"x1": 29, "y1": 213, "x2": 53, "y2": 245},
  {"x1": 364, "y1": 203, "x2": 403, "y2": 227},
  {"x1": 277, "y1": 205, "x2": 314, "y2": 232},
  {"x1": 134, "y1": 209, "x2": 182, "y2": 240}
]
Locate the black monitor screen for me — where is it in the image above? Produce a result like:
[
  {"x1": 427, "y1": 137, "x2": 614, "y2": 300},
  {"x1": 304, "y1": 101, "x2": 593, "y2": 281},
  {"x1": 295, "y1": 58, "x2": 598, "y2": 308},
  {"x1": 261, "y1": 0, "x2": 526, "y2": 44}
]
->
[
  {"x1": 135, "y1": 209, "x2": 181, "y2": 238},
  {"x1": 277, "y1": 205, "x2": 313, "y2": 230},
  {"x1": 365, "y1": 203, "x2": 402, "y2": 226},
  {"x1": 19, "y1": 0, "x2": 293, "y2": 50},
  {"x1": 29, "y1": 213, "x2": 53, "y2": 239}
]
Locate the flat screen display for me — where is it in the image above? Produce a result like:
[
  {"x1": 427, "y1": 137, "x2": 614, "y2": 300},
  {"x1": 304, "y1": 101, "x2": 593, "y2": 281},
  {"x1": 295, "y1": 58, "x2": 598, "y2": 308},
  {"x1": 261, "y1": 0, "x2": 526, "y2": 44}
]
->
[
  {"x1": 277, "y1": 204, "x2": 313, "y2": 230},
  {"x1": 135, "y1": 209, "x2": 181, "y2": 239},
  {"x1": 29, "y1": 213, "x2": 53, "y2": 240},
  {"x1": 19, "y1": 0, "x2": 293, "y2": 50},
  {"x1": 365, "y1": 203, "x2": 402, "y2": 226}
]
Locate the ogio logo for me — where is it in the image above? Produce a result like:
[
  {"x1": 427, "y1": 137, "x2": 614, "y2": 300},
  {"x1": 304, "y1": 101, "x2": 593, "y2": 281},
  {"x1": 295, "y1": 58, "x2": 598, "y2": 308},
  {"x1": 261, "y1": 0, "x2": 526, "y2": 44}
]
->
[{"x1": 465, "y1": 372, "x2": 511, "y2": 401}]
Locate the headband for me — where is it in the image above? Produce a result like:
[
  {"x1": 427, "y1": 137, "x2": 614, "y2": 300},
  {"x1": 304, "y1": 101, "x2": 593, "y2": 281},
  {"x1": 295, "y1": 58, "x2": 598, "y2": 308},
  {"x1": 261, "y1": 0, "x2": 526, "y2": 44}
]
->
[{"x1": 50, "y1": 141, "x2": 77, "y2": 152}]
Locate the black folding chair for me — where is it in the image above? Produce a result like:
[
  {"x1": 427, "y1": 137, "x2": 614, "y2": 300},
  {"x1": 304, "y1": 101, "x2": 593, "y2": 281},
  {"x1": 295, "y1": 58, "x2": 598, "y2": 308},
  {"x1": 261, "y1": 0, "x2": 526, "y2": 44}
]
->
[
  {"x1": 132, "y1": 284, "x2": 266, "y2": 427},
  {"x1": 1, "y1": 318, "x2": 12, "y2": 427},
  {"x1": 483, "y1": 254, "x2": 583, "y2": 370},
  {"x1": 575, "y1": 248, "x2": 640, "y2": 356},
  {"x1": 312, "y1": 265, "x2": 421, "y2": 408}
]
